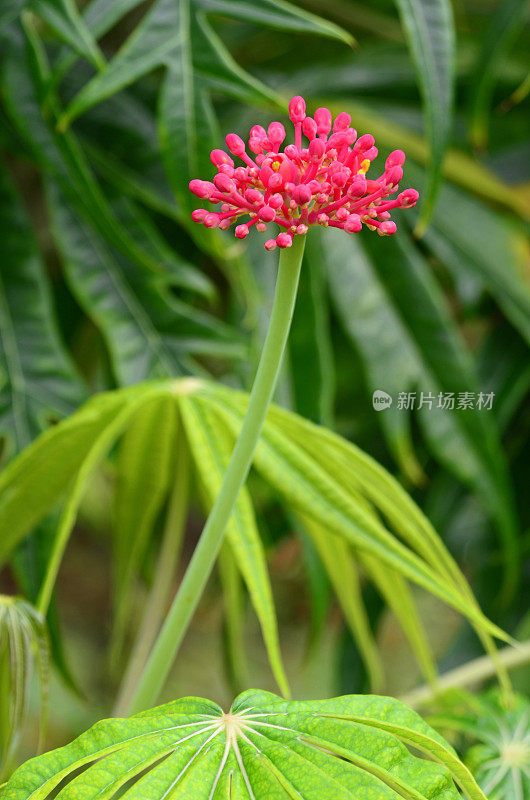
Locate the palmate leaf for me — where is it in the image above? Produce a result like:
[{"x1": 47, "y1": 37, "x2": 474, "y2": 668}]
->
[
  {"x1": 0, "y1": 164, "x2": 85, "y2": 459},
  {"x1": 391, "y1": 0, "x2": 455, "y2": 229},
  {"x1": 0, "y1": 379, "x2": 509, "y2": 694},
  {"x1": 1, "y1": 689, "x2": 487, "y2": 800},
  {"x1": 55, "y1": 0, "x2": 351, "y2": 206}
]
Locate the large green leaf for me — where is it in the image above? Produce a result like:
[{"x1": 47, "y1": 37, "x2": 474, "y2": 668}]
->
[
  {"x1": 391, "y1": 0, "x2": 455, "y2": 228},
  {"x1": 0, "y1": 164, "x2": 85, "y2": 459},
  {"x1": 200, "y1": 382, "x2": 506, "y2": 640},
  {"x1": 0, "y1": 378, "x2": 508, "y2": 689},
  {"x1": 2, "y1": 689, "x2": 487, "y2": 799},
  {"x1": 56, "y1": 0, "x2": 351, "y2": 205}
]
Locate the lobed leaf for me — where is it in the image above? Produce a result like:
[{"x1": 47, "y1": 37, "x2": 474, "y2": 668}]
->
[
  {"x1": 0, "y1": 378, "x2": 510, "y2": 691},
  {"x1": 201, "y1": 381, "x2": 507, "y2": 642},
  {"x1": 2, "y1": 689, "x2": 489, "y2": 799}
]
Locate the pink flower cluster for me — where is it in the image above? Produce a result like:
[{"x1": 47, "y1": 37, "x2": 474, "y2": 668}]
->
[{"x1": 189, "y1": 96, "x2": 419, "y2": 250}]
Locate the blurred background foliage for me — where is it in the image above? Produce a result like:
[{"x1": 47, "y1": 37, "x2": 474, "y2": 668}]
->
[{"x1": 0, "y1": 0, "x2": 529, "y2": 790}]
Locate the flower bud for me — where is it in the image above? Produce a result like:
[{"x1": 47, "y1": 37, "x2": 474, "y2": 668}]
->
[
  {"x1": 355, "y1": 134, "x2": 375, "y2": 152},
  {"x1": 225, "y1": 133, "x2": 246, "y2": 156},
  {"x1": 378, "y1": 221, "x2": 397, "y2": 235},
  {"x1": 276, "y1": 232, "x2": 293, "y2": 248},
  {"x1": 331, "y1": 172, "x2": 348, "y2": 188},
  {"x1": 289, "y1": 96, "x2": 306, "y2": 124},
  {"x1": 189, "y1": 179, "x2": 215, "y2": 198},
  {"x1": 293, "y1": 184, "x2": 312, "y2": 205},
  {"x1": 363, "y1": 147, "x2": 378, "y2": 161},
  {"x1": 204, "y1": 213, "x2": 219, "y2": 228},
  {"x1": 267, "y1": 122, "x2": 286, "y2": 147},
  {"x1": 245, "y1": 188, "x2": 263, "y2": 204},
  {"x1": 344, "y1": 214, "x2": 362, "y2": 233},
  {"x1": 384, "y1": 166, "x2": 403, "y2": 187},
  {"x1": 264, "y1": 239, "x2": 277, "y2": 251},
  {"x1": 258, "y1": 205, "x2": 276, "y2": 222},
  {"x1": 268, "y1": 173, "x2": 284, "y2": 190},
  {"x1": 210, "y1": 149, "x2": 234, "y2": 168},
  {"x1": 191, "y1": 209, "x2": 208, "y2": 222},
  {"x1": 284, "y1": 144, "x2": 299, "y2": 160},
  {"x1": 213, "y1": 173, "x2": 235, "y2": 193},
  {"x1": 308, "y1": 138, "x2": 325, "y2": 162},
  {"x1": 398, "y1": 188, "x2": 419, "y2": 208},
  {"x1": 235, "y1": 224, "x2": 249, "y2": 239},
  {"x1": 333, "y1": 112, "x2": 351, "y2": 132},
  {"x1": 314, "y1": 107, "x2": 332, "y2": 137},
  {"x1": 386, "y1": 149, "x2": 406, "y2": 168},
  {"x1": 302, "y1": 117, "x2": 317, "y2": 140},
  {"x1": 347, "y1": 176, "x2": 367, "y2": 197}
]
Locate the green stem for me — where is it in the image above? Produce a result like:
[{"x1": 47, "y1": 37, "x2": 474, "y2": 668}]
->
[
  {"x1": 113, "y1": 434, "x2": 190, "y2": 717},
  {"x1": 126, "y1": 236, "x2": 305, "y2": 715}
]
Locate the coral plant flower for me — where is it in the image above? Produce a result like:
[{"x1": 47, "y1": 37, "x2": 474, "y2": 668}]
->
[{"x1": 189, "y1": 96, "x2": 419, "y2": 250}]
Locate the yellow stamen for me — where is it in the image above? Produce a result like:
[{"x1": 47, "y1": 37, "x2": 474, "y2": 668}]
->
[{"x1": 358, "y1": 159, "x2": 370, "y2": 175}]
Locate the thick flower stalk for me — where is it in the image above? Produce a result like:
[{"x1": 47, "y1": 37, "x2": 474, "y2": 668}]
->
[{"x1": 190, "y1": 95, "x2": 418, "y2": 250}]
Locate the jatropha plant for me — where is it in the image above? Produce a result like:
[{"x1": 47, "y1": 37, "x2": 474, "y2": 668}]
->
[
  {"x1": 189, "y1": 95, "x2": 418, "y2": 249},
  {"x1": 0, "y1": 98, "x2": 493, "y2": 799}
]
